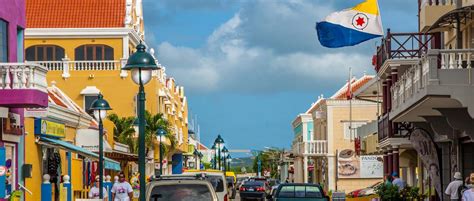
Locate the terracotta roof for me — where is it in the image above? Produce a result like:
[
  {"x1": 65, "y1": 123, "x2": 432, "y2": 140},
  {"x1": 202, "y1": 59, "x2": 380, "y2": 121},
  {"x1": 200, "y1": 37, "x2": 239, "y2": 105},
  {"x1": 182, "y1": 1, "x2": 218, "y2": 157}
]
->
[
  {"x1": 331, "y1": 75, "x2": 374, "y2": 99},
  {"x1": 26, "y1": 0, "x2": 125, "y2": 28}
]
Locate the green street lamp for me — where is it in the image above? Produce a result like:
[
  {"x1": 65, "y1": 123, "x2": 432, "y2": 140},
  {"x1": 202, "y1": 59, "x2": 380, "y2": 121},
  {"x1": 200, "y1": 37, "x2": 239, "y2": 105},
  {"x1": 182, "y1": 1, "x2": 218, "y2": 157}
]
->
[
  {"x1": 222, "y1": 146, "x2": 229, "y2": 172},
  {"x1": 193, "y1": 149, "x2": 200, "y2": 170},
  {"x1": 226, "y1": 155, "x2": 232, "y2": 170},
  {"x1": 211, "y1": 144, "x2": 217, "y2": 169},
  {"x1": 89, "y1": 93, "x2": 112, "y2": 199},
  {"x1": 122, "y1": 42, "x2": 159, "y2": 201},
  {"x1": 156, "y1": 128, "x2": 166, "y2": 176},
  {"x1": 214, "y1": 135, "x2": 224, "y2": 170}
]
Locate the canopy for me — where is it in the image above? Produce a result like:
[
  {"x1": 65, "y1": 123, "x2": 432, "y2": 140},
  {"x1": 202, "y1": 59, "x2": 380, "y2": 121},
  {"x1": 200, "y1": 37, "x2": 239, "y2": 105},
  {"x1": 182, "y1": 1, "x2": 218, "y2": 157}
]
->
[{"x1": 38, "y1": 136, "x2": 121, "y2": 171}]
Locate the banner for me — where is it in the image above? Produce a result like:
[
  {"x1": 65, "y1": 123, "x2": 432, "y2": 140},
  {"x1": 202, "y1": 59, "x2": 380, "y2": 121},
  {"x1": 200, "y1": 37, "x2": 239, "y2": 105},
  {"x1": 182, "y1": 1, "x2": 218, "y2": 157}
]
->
[
  {"x1": 34, "y1": 119, "x2": 65, "y2": 138},
  {"x1": 337, "y1": 149, "x2": 383, "y2": 178},
  {"x1": 410, "y1": 130, "x2": 442, "y2": 200}
]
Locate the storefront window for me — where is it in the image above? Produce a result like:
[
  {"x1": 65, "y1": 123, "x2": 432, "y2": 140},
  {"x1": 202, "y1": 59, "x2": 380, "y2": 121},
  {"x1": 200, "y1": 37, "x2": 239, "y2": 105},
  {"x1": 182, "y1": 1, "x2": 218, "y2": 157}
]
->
[
  {"x1": 5, "y1": 143, "x2": 16, "y2": 197},
  {"x1": 0, "y1": 19, "x2": 7, "y2": 62},
  {"x1": 42, "y1": 147, "x2": 62, "y2": 201}
]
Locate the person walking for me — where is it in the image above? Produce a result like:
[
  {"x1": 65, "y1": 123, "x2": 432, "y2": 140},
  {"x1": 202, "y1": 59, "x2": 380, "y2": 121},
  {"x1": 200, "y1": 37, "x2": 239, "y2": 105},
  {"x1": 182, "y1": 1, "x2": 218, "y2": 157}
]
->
[
  {"x1": 445, "y1": 172, "x2": 463, "y2": 200},
  {"x1": 391, "y1": 172, "x2": 405, "y2": 191},
  {"x1": 89, "y1": 176, "x2": 108, "y2": 200},
  {"x1": 384, "y1": 174, "x2": 393, "y2": 186},
  {"x1": 111, "y1": 172, "x2": 133, "y2": 201},
  {"x1": 462, "y1": 173, "x2": 474, "y2": 201}
]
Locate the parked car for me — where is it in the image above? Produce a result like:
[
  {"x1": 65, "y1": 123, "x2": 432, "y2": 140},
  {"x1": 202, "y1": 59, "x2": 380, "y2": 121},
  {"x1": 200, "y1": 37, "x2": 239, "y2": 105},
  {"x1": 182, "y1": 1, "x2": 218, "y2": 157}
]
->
[
  {"x1": 226, "y1": 176, "x2": 237, "y2": 199},
  {"x1": 240, "y1": 180, "x2": 270, "y2": 201},
  {"x1": 236, "y1": 177, "x2": 248, "y2": 190},
  {"x1": 146, "y1": 176, "x2": 218, "y2": 201},
  {"x1": 273, "y1": 183, "x2": 329, "y2": 201},
  {"x1": 347, "y1": 181, "x2": 383, "y2": 198},
  {"x1": 182, "y1": 171, "x2": 229, "y2": 201}
]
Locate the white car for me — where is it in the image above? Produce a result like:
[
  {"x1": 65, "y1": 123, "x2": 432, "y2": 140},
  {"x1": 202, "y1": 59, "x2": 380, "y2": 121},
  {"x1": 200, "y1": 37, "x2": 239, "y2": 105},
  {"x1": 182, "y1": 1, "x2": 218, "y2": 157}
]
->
[{"x1": 182, "y1": 172, "x2": 229, "y2": 201}]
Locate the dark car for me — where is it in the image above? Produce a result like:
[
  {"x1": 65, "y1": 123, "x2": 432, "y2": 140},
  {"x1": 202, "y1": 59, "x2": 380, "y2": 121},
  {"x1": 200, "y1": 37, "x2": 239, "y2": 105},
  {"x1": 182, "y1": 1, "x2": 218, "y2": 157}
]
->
[
  {"x1": 240, "y1": 181, "x2": 270, "y2": 201},
  {"x1": 273, "y1": 183, "x2": 329, "y2": 201}
]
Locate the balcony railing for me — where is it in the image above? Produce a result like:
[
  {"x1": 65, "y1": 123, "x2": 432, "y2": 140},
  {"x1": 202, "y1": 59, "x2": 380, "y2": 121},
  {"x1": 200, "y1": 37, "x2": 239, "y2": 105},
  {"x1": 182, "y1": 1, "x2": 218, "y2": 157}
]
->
[
  {"x1": 293, "y1": 141, "x2": 328, "y2": 156},
  {"x1": 375, "y1": 30, "x2": 440, "y2": 72},
  {"x1": 0, "y1": 63, "x2": 48, "y2": 92},
  {"x1": 420, "y1": 0, "x2": 456, "y2": 6},
  {"x1": 390, "y1": 48, "x2": 474, "y2": 111}
]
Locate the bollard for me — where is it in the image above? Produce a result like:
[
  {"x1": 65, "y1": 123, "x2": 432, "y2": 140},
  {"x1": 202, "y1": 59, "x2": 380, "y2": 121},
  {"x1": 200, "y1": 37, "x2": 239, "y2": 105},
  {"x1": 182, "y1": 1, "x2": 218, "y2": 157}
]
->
[
  {"x1": 41, "y1": 174, "x2": 52, "y2": 201},
  {"x1": 62, "y1": 175, "x2": 71, "y2": 201},
  {"x1": 105, "y1": 175, "x2": 113, "y2": 201}
]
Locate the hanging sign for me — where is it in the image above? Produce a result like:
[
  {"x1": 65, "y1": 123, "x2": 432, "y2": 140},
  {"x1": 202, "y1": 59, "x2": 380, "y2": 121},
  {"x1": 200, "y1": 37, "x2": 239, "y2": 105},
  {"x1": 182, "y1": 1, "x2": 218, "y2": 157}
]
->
[
  {"x1": 34, "y1": 119, "x2": 65, "y2": 138},
  {"x1": 410, "y1": 130, "x2": 442, "y2": 200}
]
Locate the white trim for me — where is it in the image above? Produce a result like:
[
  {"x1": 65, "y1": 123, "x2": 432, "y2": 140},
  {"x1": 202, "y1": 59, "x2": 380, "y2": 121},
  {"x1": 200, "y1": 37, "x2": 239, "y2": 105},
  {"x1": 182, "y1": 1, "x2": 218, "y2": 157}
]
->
[
  {"x1": 327, "y1": 106, "x2": 334, "y2": 154},
  {"x1": 2, "y1": 134, "x2": 21, "y2": 143},
  {"x1": 122, "y1": 36, "x2": 129, "y2": 59},
  {"x1": 80, "y1": 86, "x2": 101, "y2": 95},
  {"x1": 47, "y1": 104, "x2": 93, "y2": 128}
]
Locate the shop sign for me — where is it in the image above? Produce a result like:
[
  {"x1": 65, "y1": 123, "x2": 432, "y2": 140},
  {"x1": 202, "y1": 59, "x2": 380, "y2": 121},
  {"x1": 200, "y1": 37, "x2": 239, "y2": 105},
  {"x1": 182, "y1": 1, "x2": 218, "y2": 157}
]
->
[
  {"x1": 337, "y1": 149, "x2": 383, "y2": 178},
  {"x1": 0, "y1": 166, "x2": 6, "y2": 176},
  {"x1": 34, "y1": 119, "x2": 65, "y2": 138},
  {"x1": 410, "y1": 130, "x2": 442, "y2": 200},
  {"x1": 2, "y1": 113, "x2": 22, "y2": 135}
]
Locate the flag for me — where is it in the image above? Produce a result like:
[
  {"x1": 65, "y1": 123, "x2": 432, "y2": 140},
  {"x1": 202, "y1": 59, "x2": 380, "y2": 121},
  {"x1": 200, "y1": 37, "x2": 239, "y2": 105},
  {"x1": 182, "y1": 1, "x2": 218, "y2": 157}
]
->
[
  {"x1": 316, "y1": 0, "x2": 383, "y2": 48},
  {"x1": 346, "y1": 79, "x2": 353, "y2": 100}
]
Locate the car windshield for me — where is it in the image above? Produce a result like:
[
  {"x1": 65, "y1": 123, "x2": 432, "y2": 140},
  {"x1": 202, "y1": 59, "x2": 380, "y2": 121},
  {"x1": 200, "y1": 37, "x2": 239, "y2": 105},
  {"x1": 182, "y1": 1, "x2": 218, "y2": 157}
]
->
[
  {"x1": 149, "y1": 184, "x2": 213, "y2": 201},
  {"x1": 278, "y1": 185, "x2": 322, "y2": 198},
  {"x1": 243, "y1": 181, "x2": 264, "y2": 187},
  {"x1": 206, "y1": 176, "x2": 225, "y2": 192}
]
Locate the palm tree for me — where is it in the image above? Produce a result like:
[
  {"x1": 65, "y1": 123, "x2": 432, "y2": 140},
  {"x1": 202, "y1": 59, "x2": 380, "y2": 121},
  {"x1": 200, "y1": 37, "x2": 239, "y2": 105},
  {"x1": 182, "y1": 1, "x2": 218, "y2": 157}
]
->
[
  {"x1": 107, "y1": 114, "x2": 137, "y2": 153},
  {"x1": 144, "y1": 111, "x2": 177, "y2": 157}
]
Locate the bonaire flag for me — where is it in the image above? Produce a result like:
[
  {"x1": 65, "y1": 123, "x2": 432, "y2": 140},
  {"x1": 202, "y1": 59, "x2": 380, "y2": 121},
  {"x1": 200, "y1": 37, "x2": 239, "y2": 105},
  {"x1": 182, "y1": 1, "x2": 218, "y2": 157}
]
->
[{"x1": 316, "y1": 0, "x2": 383, "y2": 48}]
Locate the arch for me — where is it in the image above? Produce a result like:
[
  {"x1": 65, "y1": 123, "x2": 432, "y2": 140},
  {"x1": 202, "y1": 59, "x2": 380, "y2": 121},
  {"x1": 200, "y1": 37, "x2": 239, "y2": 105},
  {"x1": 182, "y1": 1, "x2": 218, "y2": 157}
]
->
[
  {"x1": 25, "y1": 45, "x2": 65, "y2": 61},
  {"x1": 74, "y1": 44, "x2": 114, "y2": 61}
]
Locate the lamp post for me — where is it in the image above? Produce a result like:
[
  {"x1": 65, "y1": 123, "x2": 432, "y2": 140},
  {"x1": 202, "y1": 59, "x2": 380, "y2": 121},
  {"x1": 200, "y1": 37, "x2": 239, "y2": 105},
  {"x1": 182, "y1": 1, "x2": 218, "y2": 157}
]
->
[
  {"x1": 222, "y1": 146, "x2": 228, "y2": 173},
  {"x1": 211, "y1": 144, "x2": 217, "y2": 169},
  {"x1": 198, "y1": 152, "x2": 203, "y2": 170},
  {"x1": 122, "y1": 43, "x2": 159, "y2": 201},
  {"x1": 226, "y1": 155, "x2": 232, "y2": 170},
  {"x1": 89, "y1": 93, "x2": 112, "y2": 199},
  {"x1": 214, "y1": 135, "x2": 224, "y2": 170},
  {"x1": 157, "y1": 128, "x2": 166, "y2": 176},
  {"x1": 193, "y1": 149, "x2": 200, "y2": 170}
]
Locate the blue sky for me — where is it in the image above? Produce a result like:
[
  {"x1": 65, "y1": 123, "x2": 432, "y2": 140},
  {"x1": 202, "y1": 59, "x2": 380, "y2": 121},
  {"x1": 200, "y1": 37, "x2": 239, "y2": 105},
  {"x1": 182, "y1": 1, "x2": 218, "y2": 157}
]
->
[{"x1": 143, "y1": 0, "x2": 418, "y2": 154}]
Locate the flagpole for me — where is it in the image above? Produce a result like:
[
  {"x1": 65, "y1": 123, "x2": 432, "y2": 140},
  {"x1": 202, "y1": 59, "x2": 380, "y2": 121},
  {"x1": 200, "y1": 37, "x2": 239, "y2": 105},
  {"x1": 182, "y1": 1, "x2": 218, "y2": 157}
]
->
[{"x1": 349, "y1": 67, "x2": 353, "y2": 141}]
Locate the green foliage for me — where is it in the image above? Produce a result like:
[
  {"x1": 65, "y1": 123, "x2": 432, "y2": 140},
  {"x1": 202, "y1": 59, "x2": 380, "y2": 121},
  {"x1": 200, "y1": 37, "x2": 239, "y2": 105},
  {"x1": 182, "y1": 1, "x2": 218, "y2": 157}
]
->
[
  {"x1": 375, "y1": 184, "x2": 426, "y2": 201},
  {"x1": 9, "y1": 190, "x2": 22, "y2": 201},
  {"x1": 107, "y1": 114, "x2": 136, "y2": 153},
  {"x1": 252, "y1": 148, "x2": 284, "y2": 178}
]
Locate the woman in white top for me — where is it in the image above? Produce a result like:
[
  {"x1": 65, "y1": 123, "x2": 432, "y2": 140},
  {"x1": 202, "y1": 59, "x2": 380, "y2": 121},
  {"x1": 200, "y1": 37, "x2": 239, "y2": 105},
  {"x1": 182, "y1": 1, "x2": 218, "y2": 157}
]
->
[
  {"x1": 462, "y1": 173, "x2": 474, "y2": 201},
  {"x1": 89, "y1": 176, "x2": 108, "y2": 200}
]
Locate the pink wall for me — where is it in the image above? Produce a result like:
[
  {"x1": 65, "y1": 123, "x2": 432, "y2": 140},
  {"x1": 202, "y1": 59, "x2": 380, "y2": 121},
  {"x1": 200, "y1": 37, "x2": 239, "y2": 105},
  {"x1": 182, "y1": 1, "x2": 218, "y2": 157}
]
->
[{"x1": 0, "y1": 0, "x2": 25, "y2": 62}]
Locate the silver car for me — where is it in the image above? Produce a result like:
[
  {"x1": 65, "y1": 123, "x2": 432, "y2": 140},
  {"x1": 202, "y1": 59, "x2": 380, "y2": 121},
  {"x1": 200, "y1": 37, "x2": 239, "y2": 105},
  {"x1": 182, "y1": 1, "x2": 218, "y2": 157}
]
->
[{"x1": 146, "y1": 179, "x2": 219, "y2": 201}]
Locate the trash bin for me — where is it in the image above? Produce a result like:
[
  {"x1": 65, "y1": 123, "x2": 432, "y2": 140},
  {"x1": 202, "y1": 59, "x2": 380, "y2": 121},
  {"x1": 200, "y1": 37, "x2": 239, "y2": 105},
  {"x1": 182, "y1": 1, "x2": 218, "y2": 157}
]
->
[{"x1": 332, "y1": 192, "x2": 346, "y2": 201}]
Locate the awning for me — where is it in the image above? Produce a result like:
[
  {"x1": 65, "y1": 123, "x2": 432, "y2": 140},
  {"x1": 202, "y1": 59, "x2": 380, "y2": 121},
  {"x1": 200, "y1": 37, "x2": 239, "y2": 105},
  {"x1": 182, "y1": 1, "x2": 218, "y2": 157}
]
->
[
  {"x1": 428, "y1": 5, "x2": 474, "y2": 33},
  {"x1": 38, "y1": 136, "x2": 121, "y2": 171}
]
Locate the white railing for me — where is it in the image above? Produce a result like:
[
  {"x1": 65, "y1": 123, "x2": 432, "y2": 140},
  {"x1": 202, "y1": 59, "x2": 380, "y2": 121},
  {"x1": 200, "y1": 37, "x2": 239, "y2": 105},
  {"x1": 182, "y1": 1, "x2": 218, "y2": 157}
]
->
[
  {"x1": 420, "y1": 0, "x2": 455, "y2": 7},
  {"x1": 297, "y1": 141, "x2": 327, "y2": 156},
  {"x1": 33, "y1": 60, "x2": 121, "y2": 71},
  {"x1": 390, "y1": 49, "x2": 474, "y2": 111},
  {"x1": 0, "y1": 63, "x2": 48, "y2": 92}
]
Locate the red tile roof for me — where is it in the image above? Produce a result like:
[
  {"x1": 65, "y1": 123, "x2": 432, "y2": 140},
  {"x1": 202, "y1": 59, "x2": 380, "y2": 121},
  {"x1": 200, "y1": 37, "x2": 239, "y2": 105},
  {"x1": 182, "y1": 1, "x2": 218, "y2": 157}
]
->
[
  {"x1": 26, "y1": 0, "x2": 125, "y2": 28},
  {"x1": 331, "y1": 75, "x2": 374, "y2": 99}
]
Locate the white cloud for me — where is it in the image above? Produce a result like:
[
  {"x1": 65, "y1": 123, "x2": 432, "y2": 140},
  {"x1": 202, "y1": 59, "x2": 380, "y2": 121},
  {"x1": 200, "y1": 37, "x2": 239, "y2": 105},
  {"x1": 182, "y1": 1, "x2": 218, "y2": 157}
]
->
[{"x1": 155, "y1": 0, "x2": 374, "y2": 93}]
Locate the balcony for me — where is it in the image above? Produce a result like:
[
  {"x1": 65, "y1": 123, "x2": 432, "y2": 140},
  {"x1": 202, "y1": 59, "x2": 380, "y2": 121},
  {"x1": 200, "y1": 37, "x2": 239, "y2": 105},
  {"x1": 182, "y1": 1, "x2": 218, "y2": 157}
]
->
[
  {"x1": 293, "y1": 141, "x2": 328, "y2": 156},
  {"x1": 31, "y1": 58, "x2": 127, "y2": 79},
  {"x1": 0, "y1": 63, "x2": 48, "y2": 108},
  {"x1": 389, "y1": 48, "x2": 474, "y2": 122}
]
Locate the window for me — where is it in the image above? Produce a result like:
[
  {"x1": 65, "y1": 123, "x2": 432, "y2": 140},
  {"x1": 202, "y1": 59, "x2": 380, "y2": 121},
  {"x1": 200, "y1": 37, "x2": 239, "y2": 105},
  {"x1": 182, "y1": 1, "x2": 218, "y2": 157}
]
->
[
  {"x1": 0, "y1": 19, "x2": 7, "y2": 62},
  {"x1": 5, "y1": 143, "x2": 16, "y2": 197},
  {"x1": 25, "y1": 45, "x2": 65, "y2": 61},
  {"x1": 84, "y1": 95, "x2": 99, "y2": 115},
  {"x1": 75, "y1": 44, "x2": 113, "y2": 60},
  {"x1": 277, "y1": 186, "x2": 322, "y2": 198},
  {"x1": 343, "y1": 121, "x2": 367, "y2": 140}
]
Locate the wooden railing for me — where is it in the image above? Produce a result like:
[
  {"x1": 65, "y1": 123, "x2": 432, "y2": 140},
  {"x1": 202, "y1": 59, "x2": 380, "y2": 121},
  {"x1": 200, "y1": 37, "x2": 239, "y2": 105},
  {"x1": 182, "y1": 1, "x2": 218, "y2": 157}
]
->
[
  {"x1": 0, "y1": 63, "x2": 48, "y2": 92},
  {"x1": 375, "y1": 30, "x2": 440, "y2": 72}
]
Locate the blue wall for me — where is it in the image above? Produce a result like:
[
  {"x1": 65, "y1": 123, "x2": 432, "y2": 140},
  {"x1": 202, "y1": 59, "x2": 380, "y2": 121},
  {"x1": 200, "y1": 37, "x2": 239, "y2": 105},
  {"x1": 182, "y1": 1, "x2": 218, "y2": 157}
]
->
[{"x1": 171, "y1": 154, "x2": 183, "y2": 174}]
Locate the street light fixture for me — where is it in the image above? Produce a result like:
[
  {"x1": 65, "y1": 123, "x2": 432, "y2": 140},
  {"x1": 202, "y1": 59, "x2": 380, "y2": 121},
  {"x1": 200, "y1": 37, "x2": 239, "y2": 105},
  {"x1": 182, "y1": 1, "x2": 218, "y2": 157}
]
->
[
  {"x1": 214, "y1": 135, "x2": 224, "y2": 170},
  {"x1": 226, "y1": 155, "x2": 232, "y2": 170},
  {"x1": 156, "y1": 128, "x2": 166, "y2": 176},
  {"x1": 193, "y1": 149, "x2": 200, "y2": 170},
  {"x1": 222, "y1": 146, "x2": 229, "y2": 172},
  {"x1": 211, "y1": 144, "x2": 217, "y2": 169},
  {"x1": 122, "y1": 42, "x2": 160, "y2": 201},
  {"x1": 89, "y1": 93, "x2": 112, "y2": 199}
]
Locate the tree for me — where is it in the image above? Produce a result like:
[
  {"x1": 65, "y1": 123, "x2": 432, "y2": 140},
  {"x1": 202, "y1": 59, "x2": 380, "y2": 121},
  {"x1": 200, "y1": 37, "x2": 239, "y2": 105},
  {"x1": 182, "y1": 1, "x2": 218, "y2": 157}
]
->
[
  {"x1": 252, "y1": 148, "x2": 284, "y2": 178},
  {"x1": 144, "y1": 111, "x2": 177, "y2": 157},
  {"x1": 107, "y1": 114, "x2": 136, "y2": 153}
]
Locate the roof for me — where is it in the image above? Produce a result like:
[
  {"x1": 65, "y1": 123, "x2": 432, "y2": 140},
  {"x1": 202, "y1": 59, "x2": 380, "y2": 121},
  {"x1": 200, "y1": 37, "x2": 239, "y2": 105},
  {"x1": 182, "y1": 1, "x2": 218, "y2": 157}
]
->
[
  {"x1": 331, "y1": 75, "x2": 374, "y2": 100},
  {"x1": 26, "y1": 0, "x2": 125, "y2": 28}
]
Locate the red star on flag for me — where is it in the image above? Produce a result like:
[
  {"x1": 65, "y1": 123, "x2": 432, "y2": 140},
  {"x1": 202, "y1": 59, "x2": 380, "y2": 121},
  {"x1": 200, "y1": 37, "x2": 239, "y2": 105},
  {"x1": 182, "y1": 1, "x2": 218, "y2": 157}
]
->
[{"x1": 355, "y1": 17, "x2": 365, "y2": 26}]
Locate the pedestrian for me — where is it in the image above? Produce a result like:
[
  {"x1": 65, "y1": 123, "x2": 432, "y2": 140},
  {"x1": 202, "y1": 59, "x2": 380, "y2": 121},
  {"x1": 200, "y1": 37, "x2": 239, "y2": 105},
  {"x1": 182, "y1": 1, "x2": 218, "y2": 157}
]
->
[
  {"x1": 89, "y1": 176, "x2": 108, "y2": 200},
  {"x1": 384, "y1": 174, "x2": 393, "y2": 186},
  {"x1": 445, "y1": 172, "x2": 463, "y2": 200},
  {"x1": 462, "y1": 173, "x2": 474, "y2": 201},
  {"x1": 111, "y1": 172, "x2": 133, "y2": 201},
  {"x1": 391, "y1": 172, "x2": 405, "y2": 191}
]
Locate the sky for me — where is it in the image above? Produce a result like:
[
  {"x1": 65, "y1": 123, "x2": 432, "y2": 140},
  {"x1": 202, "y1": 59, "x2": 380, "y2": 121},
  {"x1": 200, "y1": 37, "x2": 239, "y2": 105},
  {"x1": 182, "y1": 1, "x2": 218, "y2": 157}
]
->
[{"x1": 142, "y1": 0, "x2": 418, "y2": 154}]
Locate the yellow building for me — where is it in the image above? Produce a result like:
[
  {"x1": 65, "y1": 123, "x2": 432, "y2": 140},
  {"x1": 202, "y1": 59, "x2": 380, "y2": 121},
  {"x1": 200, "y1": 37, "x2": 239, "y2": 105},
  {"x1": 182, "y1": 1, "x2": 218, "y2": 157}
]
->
[{"x1": 25, "y1": 0, "x2": 189, "y2": 176}]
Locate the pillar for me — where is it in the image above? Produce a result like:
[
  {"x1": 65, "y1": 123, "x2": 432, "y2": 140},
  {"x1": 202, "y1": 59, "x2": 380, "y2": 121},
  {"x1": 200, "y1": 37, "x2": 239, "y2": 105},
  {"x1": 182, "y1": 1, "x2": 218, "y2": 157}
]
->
[
  {"x1": 382, "y1": 81, "x2": 387, "y2": 114},
  {"x1": 327, "y1": 156, "x2": 336, "y2": 191},
  {"x1": 41, "y1": 174, "x2": 52, "y2": 201},
  {"x1": 383, "y1": 149, "x2": 389, "y2": 176},
  {"x1": 303, "y1": 156, "x2": 308, "y2": 183},
  {"x1": 105, "y1": 175, "x2": 113, "y2": 201},
  {"x1": 62, "y1": 175, "x2": 71, "y2": 201},
  {"x1": 387, "y1": 148, "x2": 393, "y2": 175},
  {"x1": 386, "y1": 74, "x2": 392, "y2": 112},
  {"x1": 392, "y1": 145, "x2": 400, "y2": 174}
]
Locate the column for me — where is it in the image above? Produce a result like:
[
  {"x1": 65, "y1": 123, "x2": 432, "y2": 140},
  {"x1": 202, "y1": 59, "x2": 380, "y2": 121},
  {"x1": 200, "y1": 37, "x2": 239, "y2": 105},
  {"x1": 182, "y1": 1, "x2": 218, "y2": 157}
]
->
[
  {"x1": 383, "y1": 148, "x2": 389, "y2": 176},
  {"x1": 327, "y1": 156, "x2": 336, "y2": 191},
  {"x1": 387, "y1": 147, "x2": 393, "y2": 175},
  {"x1": 382, "y1": 81, "x2": 387, "y2": 114},
  {"x1": 392, "y1": 145, "x2": 400, "y2": 174},
  {"x1": 386, "y1": 74, "x2": 392, "y2": 112},
  {"x1": 303, "y1": 156, "x2": 308, "y2": 183},
  {"x1": 41, "y1": 174, "x2": 52, "y2": 201}
]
